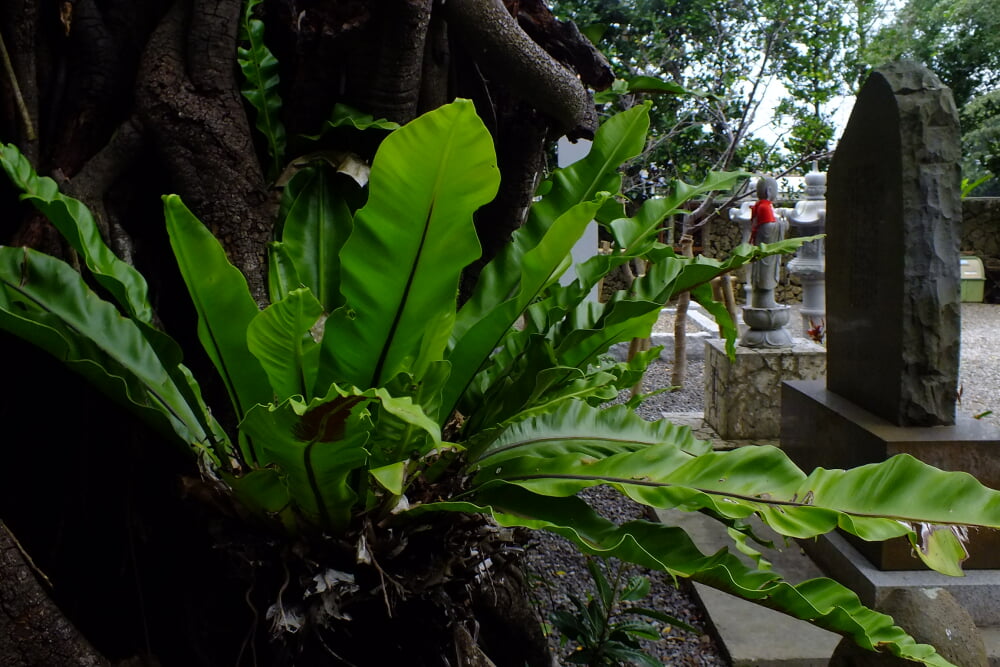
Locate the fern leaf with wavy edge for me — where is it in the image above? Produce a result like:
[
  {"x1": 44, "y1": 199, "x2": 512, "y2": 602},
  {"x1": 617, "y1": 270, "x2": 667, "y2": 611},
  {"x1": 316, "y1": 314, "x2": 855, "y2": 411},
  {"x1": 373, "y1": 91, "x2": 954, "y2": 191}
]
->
[
  {"x1": 0, "y1": 146, "x2": 227, "y2": 461},
  {"x1": 460, "y1": 238, "x2": 806, "y2": 423},
  {"x1": 247, "y1": 287, "x2": 324, "y2": 402},
  {"x1": 412, "y1": 487, "x2": 953, "y2": 666},
  {"x1": 569, "y1": 169, "x2": 748, "y2": 295},
  {"x1": 0, "y1": 143, "x2": 155, "y2": 323},
  {"x1": 452, "y1": 111, "x2": 732, "y2": 423},
  {"x1": 321, "y1": 99, "x2": 499, "y2": 391},
  {"x1": 164, "y1": 194, "x2": 272, "y2": 464},
  {"x1": 240, "y1": 388, "x2": 375, "y2": 531},
  {"x1": 239, "y1": 383, "x2": 441, "y2": 530},
  {"x1": 445, "y1": 104, "x2": 651, "y2": 415},
  {"x1": 267, "y1": 241, "x2": 300, "y2": 303},
  {"x1": 0, "y1": 247, "x2": 222, "y2": 459},
  {"x1": 466, "y1": 399, "x2": 710, "y2": 465},
  {"x1": 465, "y1": 401, "x2": 1000, "y2": 572},
  {"x1": 238, "y1": 0, "x2": 286, "y2": 178},
  {"x1": 274, "y1": 165, "x2": 360, "y2": 311},
  {"x1": 300, "y1": 104, "x2": 400, "y2": 141},
  {"x1": 368, "y1": 361, "x2": 451, "y2": 469}
]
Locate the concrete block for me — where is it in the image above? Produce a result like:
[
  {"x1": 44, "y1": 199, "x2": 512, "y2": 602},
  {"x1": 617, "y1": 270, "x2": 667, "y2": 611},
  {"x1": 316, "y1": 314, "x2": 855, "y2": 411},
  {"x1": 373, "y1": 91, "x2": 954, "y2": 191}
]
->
[
  {"x1": 658, "y1": 509, "x2": 840, "y2": 666},
  {"x1": 704, "y1": 338, "x2": 825, "y2": 440}
]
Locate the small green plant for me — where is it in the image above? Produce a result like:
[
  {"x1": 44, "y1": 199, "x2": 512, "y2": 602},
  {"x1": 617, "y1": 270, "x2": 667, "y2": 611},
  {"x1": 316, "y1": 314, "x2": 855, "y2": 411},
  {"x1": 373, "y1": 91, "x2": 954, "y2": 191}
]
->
[
  {"x1": 552, "y1": 557, "x2": 697, "y2": 666},
  {"x1": 961, "y1": 175, "x2": 990, "y2": 198}
]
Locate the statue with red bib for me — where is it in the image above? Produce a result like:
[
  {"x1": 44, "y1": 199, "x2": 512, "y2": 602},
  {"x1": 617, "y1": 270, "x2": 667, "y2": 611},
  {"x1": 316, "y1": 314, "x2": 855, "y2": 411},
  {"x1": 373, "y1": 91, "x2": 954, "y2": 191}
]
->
[{"x1": 729, "y1": 176, "x2": 793, "y2": 347}]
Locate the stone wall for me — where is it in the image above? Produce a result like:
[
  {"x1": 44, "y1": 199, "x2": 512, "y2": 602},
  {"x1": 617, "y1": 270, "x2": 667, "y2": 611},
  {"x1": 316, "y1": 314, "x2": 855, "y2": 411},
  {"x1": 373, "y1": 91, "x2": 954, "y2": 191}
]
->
[
  {"x1": 962, "y1": 198, "x2": 1000, "y2": 259},
  {"x1": 701, "y1": 197, "x2": 1000, "y2": 304}
]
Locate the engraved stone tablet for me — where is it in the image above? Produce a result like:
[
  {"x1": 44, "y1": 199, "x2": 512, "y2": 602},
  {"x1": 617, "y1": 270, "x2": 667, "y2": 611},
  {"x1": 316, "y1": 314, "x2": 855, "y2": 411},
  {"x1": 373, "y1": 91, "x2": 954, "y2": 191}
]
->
[{"x1": 825, "y1": 61, "x2": 961, "y2": 426}]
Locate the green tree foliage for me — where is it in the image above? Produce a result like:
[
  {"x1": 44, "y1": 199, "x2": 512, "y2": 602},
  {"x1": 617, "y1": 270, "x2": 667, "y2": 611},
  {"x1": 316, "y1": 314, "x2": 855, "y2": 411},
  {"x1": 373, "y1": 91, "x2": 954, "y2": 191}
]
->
[
  {"x1": 550, "y1": 0, "x2": 880, "y2": 191},
  {"x1": 868, "y1": 0, "x2": 999, "y2": 109},
  {"x1": 769, "y1": 0, "x2": 856, "y2": 162},
  {"x1": 962, "y1": 90, "x2": 1000, "y2": 195},
  {"x1": 551, "y1": 0, "x2": 780, "y2": 193},
  {"x1": 868, "y1": 0, "x2": 1000, "y2": 191}
]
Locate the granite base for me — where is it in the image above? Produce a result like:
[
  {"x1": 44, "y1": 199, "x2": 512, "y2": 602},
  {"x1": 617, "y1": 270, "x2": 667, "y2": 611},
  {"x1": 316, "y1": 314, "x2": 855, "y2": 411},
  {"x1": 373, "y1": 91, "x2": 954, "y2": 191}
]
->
[
  {"x1": 703, "y1": 338, "x2": 826, "y2": 440},
  {"x1": 782, "y1": 380, "x2": 1000, "y2": 570},
  {"x1": 799, "y1": 530, "x2": 1000, "y2": 628}
]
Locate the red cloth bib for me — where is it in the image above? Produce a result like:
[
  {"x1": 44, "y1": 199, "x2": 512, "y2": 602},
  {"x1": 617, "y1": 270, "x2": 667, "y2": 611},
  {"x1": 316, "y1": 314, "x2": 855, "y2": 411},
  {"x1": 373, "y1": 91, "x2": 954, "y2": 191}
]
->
[{"x1": 749, "y1": 199, "x2": 775, "y2": 243}]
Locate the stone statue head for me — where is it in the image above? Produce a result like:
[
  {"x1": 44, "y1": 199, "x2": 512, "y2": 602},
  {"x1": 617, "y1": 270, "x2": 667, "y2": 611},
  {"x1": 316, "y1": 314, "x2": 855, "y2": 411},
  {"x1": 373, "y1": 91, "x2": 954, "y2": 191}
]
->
[{"x1": 755, "y1": 175, "x2": 778, "y2": 201}]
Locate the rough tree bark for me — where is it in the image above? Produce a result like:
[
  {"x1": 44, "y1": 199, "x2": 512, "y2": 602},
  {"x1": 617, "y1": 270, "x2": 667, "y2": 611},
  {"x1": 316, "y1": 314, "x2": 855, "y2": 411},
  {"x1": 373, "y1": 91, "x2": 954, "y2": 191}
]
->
[
  {"x1": 136, "y1": 0, "x2": 273, "y2": 301},
  {"x1": 0, "y1": 522, "x2": 109, "y2": 667},
  {"x1": 0, "y1": 0, "x2": 611, "y2": 663}
]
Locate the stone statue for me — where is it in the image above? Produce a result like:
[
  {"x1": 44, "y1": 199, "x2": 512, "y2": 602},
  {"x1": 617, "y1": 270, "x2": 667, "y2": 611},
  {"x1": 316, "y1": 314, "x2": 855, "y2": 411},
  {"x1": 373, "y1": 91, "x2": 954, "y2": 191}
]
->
[
  {"x1": 748, "y1": 177, "x2": 786, "y2": 303},
  {"x1": 729, "y1": 176, "x2": 793, "y2": 347}
]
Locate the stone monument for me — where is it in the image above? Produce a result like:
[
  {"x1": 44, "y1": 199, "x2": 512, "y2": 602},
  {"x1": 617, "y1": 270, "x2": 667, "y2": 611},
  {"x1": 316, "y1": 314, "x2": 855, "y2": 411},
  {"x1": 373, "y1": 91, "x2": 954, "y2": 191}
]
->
[
  {"x1": 826, "y1": 63, "x2": 961, "y2": 427},
  {"x1": 782, "y1": 61, "x2": 1000, "y2": 584},
  {"x1": 785, "y1": 165, "x2": 826, "y2": 337}
]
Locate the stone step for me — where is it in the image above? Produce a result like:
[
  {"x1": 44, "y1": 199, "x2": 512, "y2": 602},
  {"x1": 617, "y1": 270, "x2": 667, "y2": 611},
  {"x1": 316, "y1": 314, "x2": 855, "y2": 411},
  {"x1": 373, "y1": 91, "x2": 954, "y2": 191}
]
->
[
  {"x1": 693, "y1": 581, "x2": 838, "y2": 666},
  {"x1": 657, "y1": 508, "x2": 839, "y2": 665}
]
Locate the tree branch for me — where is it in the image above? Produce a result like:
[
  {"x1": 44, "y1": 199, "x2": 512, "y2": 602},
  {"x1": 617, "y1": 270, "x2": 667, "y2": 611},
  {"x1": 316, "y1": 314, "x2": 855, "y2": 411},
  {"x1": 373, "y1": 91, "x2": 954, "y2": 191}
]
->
[
  {"x1": 513, "y1": 0, "x2": 614, "y2": 91},
  {"x1": 0, "y1": 0, "x2": 40, "y2": 162},
  {"x1": 364, "y1": 0, "x2": 433, "y2": 124},
  {"x1": 445, "y1": 0, "x2": 598, "y2": 140},
  {"x1": 54, "y1": 117, "x2": 146, "y2": 263},
  {"x1": 0, "y1": 31, "x2": 35, "y2": 142}
]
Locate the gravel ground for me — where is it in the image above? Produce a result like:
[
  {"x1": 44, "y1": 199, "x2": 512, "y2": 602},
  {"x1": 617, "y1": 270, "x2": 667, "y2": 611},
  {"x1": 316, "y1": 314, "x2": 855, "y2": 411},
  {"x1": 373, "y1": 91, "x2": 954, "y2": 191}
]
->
[
  {"x1": 523, "y1": 487, "x2": 727, "y2": 666},
  {"x1": 957, "y1": 303, "x2": 1000, "y2": 429},
  {"x1": 521, "y1": 302, "x2": 999, "y2": 665}
]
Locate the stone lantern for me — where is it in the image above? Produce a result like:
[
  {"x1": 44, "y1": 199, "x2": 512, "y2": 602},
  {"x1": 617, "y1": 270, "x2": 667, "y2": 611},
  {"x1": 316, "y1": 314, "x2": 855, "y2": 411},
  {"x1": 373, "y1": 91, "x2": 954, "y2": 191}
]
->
[{"x1": 785, "y1": 165, "x2": 827, "y2": 338}]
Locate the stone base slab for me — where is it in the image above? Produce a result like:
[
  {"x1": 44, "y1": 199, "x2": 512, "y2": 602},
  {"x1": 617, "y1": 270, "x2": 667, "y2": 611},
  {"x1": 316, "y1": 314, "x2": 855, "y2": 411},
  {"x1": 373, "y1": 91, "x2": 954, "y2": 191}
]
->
[
  {"x1": 799, "y1": 530, "x2": 1000, "y2": 628},
  {"x1": 782, "y1": 380, "x2": 1000, "y2": 570},
  {"x1": 703, "y1": 338, "x2": 826, "y2": 440}
]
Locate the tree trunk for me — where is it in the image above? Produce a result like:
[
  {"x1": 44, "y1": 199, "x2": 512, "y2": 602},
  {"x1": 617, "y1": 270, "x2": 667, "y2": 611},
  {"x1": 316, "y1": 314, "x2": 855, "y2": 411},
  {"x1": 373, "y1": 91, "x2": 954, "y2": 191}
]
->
[
  {"x1": 136, "y1": 0, "x2": 273, "y2": 301},
  {"x1": 0, "y1": 522, "x2": 110, "y2": 667},
  {"x1": 671, "y1": 234, "x2": 695, "y2": 387}
]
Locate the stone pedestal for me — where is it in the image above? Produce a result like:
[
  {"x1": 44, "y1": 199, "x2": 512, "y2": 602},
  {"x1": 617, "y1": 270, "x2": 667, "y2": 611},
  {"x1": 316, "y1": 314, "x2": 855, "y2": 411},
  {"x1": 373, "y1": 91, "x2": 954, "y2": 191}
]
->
[
  {"x1": 782, "y1": 380, "x2": 1000, "y2": 570},
  {"x1": 704, "y1": 338, "x2": 825, "y2": 440},
  {"x1": 740, "y1": 304, "x2": 794, "y2": 347},
  {"x1": 798, "y1": 530, "x2": 1000, "y2": 628}
]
